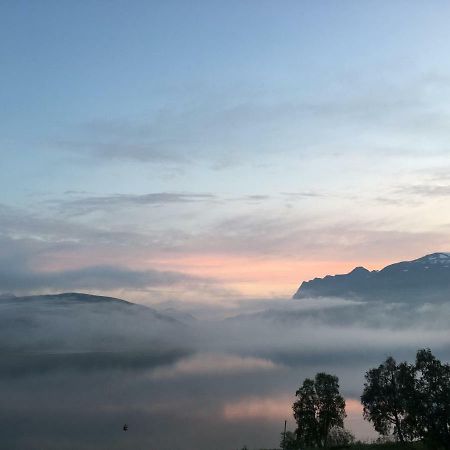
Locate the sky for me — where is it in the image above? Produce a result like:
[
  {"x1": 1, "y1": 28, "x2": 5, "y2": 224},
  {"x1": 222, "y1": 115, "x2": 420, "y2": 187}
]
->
[
  {"x1": 2, "y1": 1, "x2": 450, "y2": 303},
  {"x1": 3, "y1": 3, "x2": 450, "y2": 448}
]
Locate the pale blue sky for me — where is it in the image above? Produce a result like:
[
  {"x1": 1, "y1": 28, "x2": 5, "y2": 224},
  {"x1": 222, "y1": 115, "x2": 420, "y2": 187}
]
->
[{"x1": 1, "y1": 1, "x2": 450, "y2": 300}]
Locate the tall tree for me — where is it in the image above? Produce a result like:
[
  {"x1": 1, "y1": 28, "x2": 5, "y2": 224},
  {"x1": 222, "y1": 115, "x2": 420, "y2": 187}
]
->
[
  {"x1": 362, "y1": 349, "x2": 450, "y2": 449},
  {"x1": 361, "y1": 356, "x2": 414, "y2": 443},
  {"x1": 412, "y1": 349, "x2": 450, "y2": 450},
  {"x1": 293, "y1": 372, "x2": 346, "y2": 448}
]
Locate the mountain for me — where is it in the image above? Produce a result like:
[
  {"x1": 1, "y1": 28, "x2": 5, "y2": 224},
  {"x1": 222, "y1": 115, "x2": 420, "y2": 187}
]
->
[
  {"x1": 1, "y1": 291, "x2": 134, "y2": 306},
  {"x1": 0, "y1": 292, "x2": 192, "y2": 376},
  {"x1": 0, "y1": 292, "x2": 187, "y2": 351},
  {"x1": 293, "y1": 252, "x2": 450, "y2": 302},
  {"x1": 0, "y1": 291, "x2": 180, "y2": 321}
]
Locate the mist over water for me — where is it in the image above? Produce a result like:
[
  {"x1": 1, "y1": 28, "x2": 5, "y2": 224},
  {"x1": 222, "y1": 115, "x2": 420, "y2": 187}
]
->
[{"x1": 2, "y1": 295, "x2": 450, "y2": 449}]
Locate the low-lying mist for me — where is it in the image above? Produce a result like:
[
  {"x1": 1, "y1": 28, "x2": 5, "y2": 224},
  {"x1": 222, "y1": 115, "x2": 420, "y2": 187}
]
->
[{"x1": 2, "y1": 294, "x2": 450, "y2": 449}]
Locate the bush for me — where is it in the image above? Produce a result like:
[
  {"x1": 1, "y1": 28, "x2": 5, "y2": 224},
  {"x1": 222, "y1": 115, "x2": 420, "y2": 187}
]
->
[{"x1": 327, "y1": 426, "x2": 355, "y2": 446}]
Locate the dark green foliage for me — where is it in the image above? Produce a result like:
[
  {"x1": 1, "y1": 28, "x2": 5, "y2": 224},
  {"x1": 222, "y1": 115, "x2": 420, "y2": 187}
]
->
[
  {"x1": 263, "y1": 442, "x2": 425, "y2": 450},
  {"x1": 361, "y1": 356, "x2": 415, "y2": 442},
  {"x1": 280, "y1": 430, "x2": 299, "y2": 450},
  {"x1": 348, "y1": 443, "x2": 425, "y2": 450},
  {"x1": 293, "y1": 372, "x2": 346, "y2": 448},
  {"x1": 327, "y1": 426, "x2": 355, "y2": 446},
  {"x1": 362, "y1": 349, "x2": 450, "y2": 450},
  {"x1": 411, "y1": 349, "x2": 450, "y2": 450},
  {"x1": 261, "y1": 442, "x2": 426, "y2": 450}
]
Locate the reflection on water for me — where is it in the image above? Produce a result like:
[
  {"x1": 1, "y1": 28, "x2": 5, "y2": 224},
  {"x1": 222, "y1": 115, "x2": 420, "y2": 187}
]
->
[{"x1": 2, "y1": 297, "x2": 450, "y2": 449}]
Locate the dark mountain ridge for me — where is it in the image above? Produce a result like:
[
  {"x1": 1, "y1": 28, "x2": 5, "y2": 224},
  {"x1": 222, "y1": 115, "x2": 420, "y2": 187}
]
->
[
  {"x1": 0, "y1": 292, "x2": 134, "y2": 306},
  {"x1": 0, "y1": 292, "x2": 191, "y2": 375},
  {"x1": 0, "y1": 291, "x2": 182, "y2": 322},
  {"x1": 293, "y1": 252, "x2": 450, "y2": 302}
]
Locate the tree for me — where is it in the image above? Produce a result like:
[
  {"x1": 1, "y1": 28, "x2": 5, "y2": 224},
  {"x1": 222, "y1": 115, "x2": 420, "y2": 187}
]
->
[
  {"x1": 280, "y1": 430, "x2": 299, "y2": 450},
  {"x1": 361, "y1": 356, "x2": 414, "y2": 443},
  {"x1": 411, "y1": 349, "x2": 450, "y2": 450},
  {"x1": 293, "y1": 372, "x2": 346, "y2": 448},
  {"x1": 361, "y1": 349, "x2": 450, "y2": 450}
]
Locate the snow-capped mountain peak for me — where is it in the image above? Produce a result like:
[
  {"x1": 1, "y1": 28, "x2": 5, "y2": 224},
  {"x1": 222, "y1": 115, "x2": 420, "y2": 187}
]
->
[
  {"x1": 417, "y1": 252, "x2": 450, "y2": 265},
  {"x1": 293, "y1": 252, "x2": 450, "y2": 302}
]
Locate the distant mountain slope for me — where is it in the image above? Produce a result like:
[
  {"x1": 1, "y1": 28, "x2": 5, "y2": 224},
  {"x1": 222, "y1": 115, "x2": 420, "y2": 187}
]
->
[
  {"x1": 0, "y1": 291, "x2": 179, "y2": 322},
  {"x1": 1, "y1": 292, "x2": 134, "y2": 306},
  {"x1": 293, "y1": 252, "x2": 450, "y2": 302},
  {"x1": 0, "y1": 292, "x2": 186, "y2": 354}
]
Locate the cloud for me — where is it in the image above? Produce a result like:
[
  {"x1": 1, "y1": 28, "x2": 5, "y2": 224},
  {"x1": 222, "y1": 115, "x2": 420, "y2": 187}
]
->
[
  {"x1": 281, "y1": 191, "x2": 325, "y2": 199},
  {"x1": 47, "y1": 74, "x2": 450, "y2": 169},
  {"x1": 0, "y1": 225, "x2": 213, "y2": 295},
  {"x1": 398, "y1": 184, "x2": 450, "y2": 198},
  {"x1": 58, "y1": 192, "x2": 217, "y2": 216},
  {"x1": 2, "y1": 201, "x2": 450, "y2": 302},
  {"x1": 54, "y1": 137, "x2": 191, "y2": 164},
  {"x1": 0, "y1": 264, "x2": 208, "y2": 293},
  {"x1": 188, "y1": 213, "x2": 450, "y2": 261}
]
